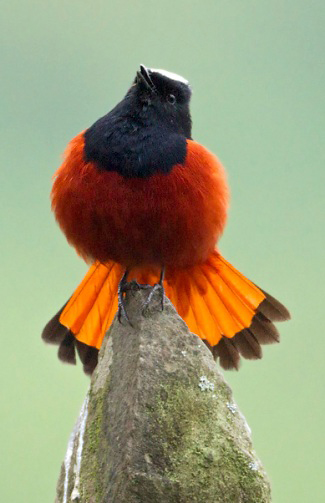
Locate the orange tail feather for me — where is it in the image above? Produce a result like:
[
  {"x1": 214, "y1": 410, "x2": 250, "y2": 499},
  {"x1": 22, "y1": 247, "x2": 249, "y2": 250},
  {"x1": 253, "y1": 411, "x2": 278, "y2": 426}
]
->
[{"x1": 49, "y1": 250, "x2": 289, "y2": 371}]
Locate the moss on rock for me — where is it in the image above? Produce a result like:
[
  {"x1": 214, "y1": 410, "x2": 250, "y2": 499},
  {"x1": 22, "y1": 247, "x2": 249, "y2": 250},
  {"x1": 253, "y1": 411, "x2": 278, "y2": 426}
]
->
[
  {"x1": 143, "y1": 376, "x2": 270, "y2": 503},
  {"x1": 79, "y1": 385, "x2": 107, "y2": 502}
]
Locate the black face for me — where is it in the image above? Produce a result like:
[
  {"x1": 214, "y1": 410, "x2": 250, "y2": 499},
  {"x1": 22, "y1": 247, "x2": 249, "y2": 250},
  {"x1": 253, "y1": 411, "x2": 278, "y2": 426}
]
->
[
  {"x1": 84, "y1": 65, "x2": 193, "y2": 178},
  {"x1": 132, "y1": 65, "x2": 192, "y2": 138}
]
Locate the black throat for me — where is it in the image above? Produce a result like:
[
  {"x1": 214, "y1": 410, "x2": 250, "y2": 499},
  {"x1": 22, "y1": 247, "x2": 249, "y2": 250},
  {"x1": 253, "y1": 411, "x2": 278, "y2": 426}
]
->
[
  {"x1": 84, "y1": 71, "x2": 192, "y2": 178},
  {"x1": 84, "y1": 103, "x2": 188, "y2": 178}
]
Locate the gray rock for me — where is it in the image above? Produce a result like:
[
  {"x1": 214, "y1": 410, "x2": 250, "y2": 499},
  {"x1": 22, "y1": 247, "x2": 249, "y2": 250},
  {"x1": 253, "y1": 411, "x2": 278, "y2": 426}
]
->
[{"x1": 56, "y1": 283, "x2": 271, "y2": 502}]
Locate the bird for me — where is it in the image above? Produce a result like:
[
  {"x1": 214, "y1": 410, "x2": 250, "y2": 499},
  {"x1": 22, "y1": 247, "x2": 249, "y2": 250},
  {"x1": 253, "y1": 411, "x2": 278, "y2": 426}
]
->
[{"x1": 42, "y1": 65, "x2": 290, "y2": 375}]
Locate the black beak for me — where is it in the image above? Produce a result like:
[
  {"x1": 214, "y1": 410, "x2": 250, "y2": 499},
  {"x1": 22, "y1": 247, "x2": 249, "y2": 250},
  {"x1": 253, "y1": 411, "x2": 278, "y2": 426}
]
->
[{"x1": 136, "y1": 64, "x2": 155, "y2": 91}]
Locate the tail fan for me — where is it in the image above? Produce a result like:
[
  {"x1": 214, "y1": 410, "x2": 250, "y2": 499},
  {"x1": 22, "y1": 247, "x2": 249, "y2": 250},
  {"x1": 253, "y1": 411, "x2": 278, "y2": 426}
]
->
[
  {"x1": 42, "y1": 261, "x2": 123, "y2": 374},
  {"x1": 42, "y1": 304, "x2": 99, "y2": 375},
  {"x1": 42, "y1": 251, "x2": 290, "y2": 373},
  {"x1": 163, "y1": 253, "x2": 290, "y2": 370}
]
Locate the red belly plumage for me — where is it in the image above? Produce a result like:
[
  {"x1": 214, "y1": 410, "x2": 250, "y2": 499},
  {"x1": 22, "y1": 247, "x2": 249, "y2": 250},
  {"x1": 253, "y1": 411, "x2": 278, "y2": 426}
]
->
[{"x1": 51, "y1": 132, "x2": 229, "y2": 268}]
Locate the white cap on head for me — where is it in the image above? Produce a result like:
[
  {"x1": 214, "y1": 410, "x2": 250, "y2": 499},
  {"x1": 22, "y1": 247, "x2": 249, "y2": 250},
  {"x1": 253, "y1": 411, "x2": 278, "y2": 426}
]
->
[{"x1": 150, "y1": 68, "x2": 189, "y2": 85}]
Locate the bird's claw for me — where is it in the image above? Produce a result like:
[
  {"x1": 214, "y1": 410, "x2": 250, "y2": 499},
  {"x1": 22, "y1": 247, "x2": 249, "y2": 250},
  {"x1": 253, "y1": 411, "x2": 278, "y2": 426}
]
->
[
  {"x1": 118, "y1": 268, "x2": 165, "y2": 324},
  {"x1": 142, "y1": 283, "x2": 165, "y2": 315},
  {"x1": 117, "y1": 270, "x2": 134, "y2": 325},
  {"x1": 117, "y1": 277, "x2": 151, "y2": 325}
]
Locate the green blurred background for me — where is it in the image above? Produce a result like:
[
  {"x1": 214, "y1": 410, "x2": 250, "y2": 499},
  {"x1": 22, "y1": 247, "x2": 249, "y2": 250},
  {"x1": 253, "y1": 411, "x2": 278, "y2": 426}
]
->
[{"x1": 1, "y1": 1, "x2": 324, "y2": 501}]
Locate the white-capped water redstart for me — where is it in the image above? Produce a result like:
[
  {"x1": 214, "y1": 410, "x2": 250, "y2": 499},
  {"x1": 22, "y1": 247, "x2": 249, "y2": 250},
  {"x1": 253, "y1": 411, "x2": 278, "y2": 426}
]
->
[{"x1": 42, "y1": 66, "x2": 290, "y2": 374}]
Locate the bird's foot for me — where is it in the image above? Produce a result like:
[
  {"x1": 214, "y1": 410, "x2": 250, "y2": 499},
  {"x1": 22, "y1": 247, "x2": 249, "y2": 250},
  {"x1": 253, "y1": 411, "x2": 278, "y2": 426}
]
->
[
  {"x1": 142, "y1": 266, "x2": 165, "y2": 314},
  {"x1": 117, "y1": 270, "x2": 132, "y2": 325},
  {"x1": 142, "y1": 283, "x2": 165, "y2": 314},
  {"x1": 118, "y1": 267, "x2": 165, "y2": 323},
  {"x1": 118, "y1": 272, "x2": 151, "y2": 325}
]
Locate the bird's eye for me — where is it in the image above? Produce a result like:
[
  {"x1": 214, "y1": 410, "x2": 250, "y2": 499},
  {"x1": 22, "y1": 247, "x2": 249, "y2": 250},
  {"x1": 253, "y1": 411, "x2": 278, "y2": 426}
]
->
[{"x1": 167, "y1": 94, "x2": 176, "y2": 105}]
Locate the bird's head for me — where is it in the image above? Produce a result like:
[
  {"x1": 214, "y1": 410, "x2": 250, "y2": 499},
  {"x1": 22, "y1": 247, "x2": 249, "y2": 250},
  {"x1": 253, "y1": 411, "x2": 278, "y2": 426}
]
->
[
  {"x1": 127, "y1": 65, "x2": 192, "y2": 138},
  {"x1": 84, "y1": 66, "x2": 192, "y2": 177}
]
